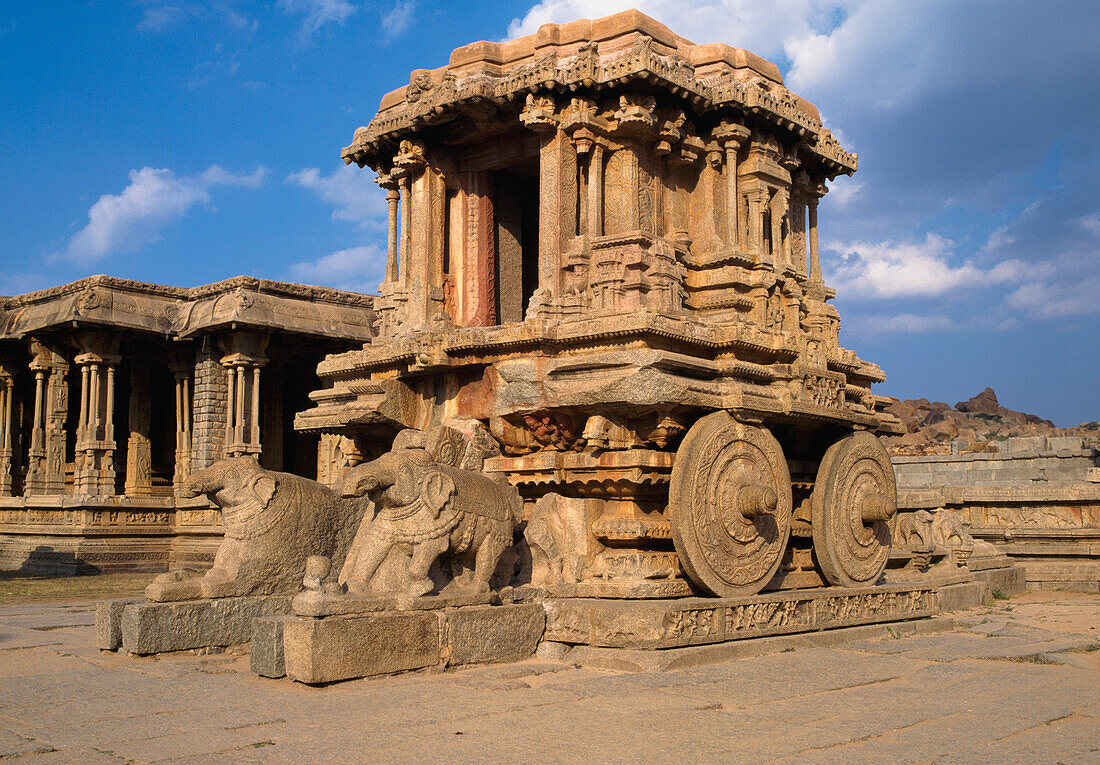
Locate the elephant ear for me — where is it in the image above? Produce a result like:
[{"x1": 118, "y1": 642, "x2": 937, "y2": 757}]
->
[
  {"x1": 251, "y1": 474, "x2": 278, "y2": 510},
  {"x1": 423, "y1": 471, "x2": 456, "y2": 518}
]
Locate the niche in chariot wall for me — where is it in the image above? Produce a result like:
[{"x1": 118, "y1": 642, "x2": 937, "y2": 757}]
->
[{"x1": 489, "y1": 160, "x2": 539, "y2": 324}]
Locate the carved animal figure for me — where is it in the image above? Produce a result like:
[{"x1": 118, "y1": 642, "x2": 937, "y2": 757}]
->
[
  {"x1": 146, "y1": 456, "x2": 367, "y2": 601},
  {"x1": 339, "y1": 434, "x2": 522, "y2": 598}
]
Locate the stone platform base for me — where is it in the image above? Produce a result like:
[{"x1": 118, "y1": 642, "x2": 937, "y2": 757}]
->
[
  {"x1": 971, "y1": 564, "x2": 1026, "y2": 596},
  {"x1": 563, "y1": 615, "x2": 959, "y2": 673},
  {"x1": 544, "y1": 583, "x2": 938, "y2": 650},
  {"x1": 96, "y1": 595, "x2": 291, "y2": 654},
  {"x1": 265, "y1": 603, "x2": 545, "y2": 684}
]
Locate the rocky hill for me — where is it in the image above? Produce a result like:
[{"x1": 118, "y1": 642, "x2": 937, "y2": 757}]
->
[{"x1": 882, "y1": 387, "x2": 1099, "y2": 455}]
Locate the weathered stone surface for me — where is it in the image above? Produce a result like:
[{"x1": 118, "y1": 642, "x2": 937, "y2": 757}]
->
[
  {"x1": 882, "y1": 388, "x2": 1096, "y2": 457},
  {"x1": 94, "y1": 597, "x2": 142, "y2": 651},
  {"x1": 279, "y1": 602, "x2": 551, "y2": 683},
  {"x1": 568, "y1": 616, "x2": 957, "y2": 673},
  {"x1": 292, "y1": 588, "x2": 499, "y2": 617},
  {"x1": 935, "y1": 581, "x2": 989, "y2": 612},
  {"x1": 283, "y1": 611, "x2": 441, "y2": 684},
  {"x1": 120, "y1": 596, "x2": 291, "y2": 655},
  {"x1": 442, "y1": 603, "x2": 545, "y2": 666},
  {"x1": 250, "y1": 615, "x2": 292, "y2": 678},
  {"x1": 545, "y1": 584, "x2": 936, "y2": 649},
  {"x1": 971, "y1": 564, "x2": 1026, "y2": 596}
]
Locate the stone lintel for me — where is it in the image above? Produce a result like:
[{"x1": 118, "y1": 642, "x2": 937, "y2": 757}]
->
[
  {"x1": 544, "y1": 583, "x2": 937, "y2": 649},
  {"x1": 110, "y1": 596, "x2": 292, "y2": 655}
]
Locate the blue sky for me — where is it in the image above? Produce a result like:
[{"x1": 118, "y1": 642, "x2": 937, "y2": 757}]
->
[{"x1": 1, "y1": 1, "x2": 1097, "y2": 426}]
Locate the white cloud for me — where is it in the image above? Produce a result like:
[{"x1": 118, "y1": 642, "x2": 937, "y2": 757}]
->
[
  {"x1": 824, "y1": 175, "x2": 861, "y2": 208},
  {"x1": 287, "y1": 165, "x2": 386, "y2": 227},
  {"x1": 288, "y1": 245, "x2": 384, "y2": 292},
  {"x1": 1078, "y1": 212, "x2": 1100, "y2": 236},
  {"x1": 136, "y1": 2, "x2": 253, "y2": 32},
  {"x1": 1005, "y1": 276, "x2": 1100, "y2": 320},
  {"x1": 846, "y1": 312, "x2": 955, "y2": 335},
  {"x1": 280, "y1": 0, "x2": 356, "y2": 45},
  {"x1": 382, "y1": 1, "x2": 414, "y2": 40},
  {"x1": 138, "y1": 3, "x2": 189, "y2": 31},
  {"x1": 844, "y1": 311, "x2": 1025, "y2": 337},
  {"x1": 825, "y1": 233, "x2": 1028, "y2": 299},
  {"x1": 61, "y1": 165, "x2": 266, "y2": 265}
]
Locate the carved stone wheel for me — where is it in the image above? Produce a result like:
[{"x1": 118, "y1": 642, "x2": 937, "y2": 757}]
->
[
  {"x1": 811, "y1": 431, "x2": 898, "y2": 587},
  {"x1": 668, "y1": 411, "x2": 792, "y2": 597}
]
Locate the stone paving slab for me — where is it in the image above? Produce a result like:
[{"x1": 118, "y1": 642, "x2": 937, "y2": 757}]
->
[{"x1": 0, "y1": 591, "x2": 1096, "y2": 763}]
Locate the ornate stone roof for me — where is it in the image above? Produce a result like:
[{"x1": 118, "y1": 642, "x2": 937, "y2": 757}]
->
[
  {"x1": 0, "y1": 275, "x2": 376, "y2": 342},
  {"x1": 342, "y1": 9, "x2": 856, "y2": 176}
]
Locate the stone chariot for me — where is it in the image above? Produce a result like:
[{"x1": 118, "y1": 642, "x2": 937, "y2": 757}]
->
[{"x1": 296, "y1": 9, "x2": 905, "y2": 602}]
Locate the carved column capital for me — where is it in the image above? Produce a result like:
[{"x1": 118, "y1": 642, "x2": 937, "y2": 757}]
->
[
  {"x1": 611, "y1": 92, "x2": 657, "y2": 139},
  {"x1": 391, "y1": 139, "x2": 428, "y2": 180},
  {"x1": 713, "y1": 121, "x2": 751, "y2": 149},
  {"x1": 519, "y1": 92, "x2": 559, "y2": 133},
  {"x1": 375, "y1": 171, "x2": 399, "y2": 193},
  {"x1": 217, "y1": 331, "x2": 269, "y2": 368},
  {"x1": 27, "y1": 337, "x2": 67, "y2": 372}
]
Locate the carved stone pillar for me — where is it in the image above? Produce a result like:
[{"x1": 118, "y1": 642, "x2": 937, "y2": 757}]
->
[
  {"x1": 747, "y1": 190, "x2": 769, "y2": 262},
  {"x1": 170, "y1": 364, "x2": 193, "y2": 491},
  {"x1": 713, "y1": 122, "x2": 751, "y2": 250},
  {"x1": 697, "y1": 151, "x2": 723, "y2": 251},
  {"x1": 784, "y1": 160, "x2": 807, "y2": 276},
  {"x1": 808, "y1": 188, "x2": 823, "y2": 284},
  {"x1": 0, "y1": 360, "x2": 14, "y2": 496},
  {"x1": 73, "y1": 333, "x2": 120, "y2": 497},
  {"x1": 377, "y1": 172, "x2": 401, "y2": 283},
  {"x1": 25, "y1": 339, "x2": 69, "y2": 496},
  {"x1": 587, "y1": 142, "x2": 604, "y2": 238},
  {"x1": 520, "y1": 93, "x2": 565, "y2": 316},
  {"x1": 770, "y1": 189, "x2": 790, "y2": 269},
  {"x1": 218, "y1": 332, "x2": 268, "y2": 458},
  {"x1": 391, "y1": 139, "x2": 432, "y2": 325},
  {"x1": 124, "y1": 360, "x2": 153, "y2": 497}
]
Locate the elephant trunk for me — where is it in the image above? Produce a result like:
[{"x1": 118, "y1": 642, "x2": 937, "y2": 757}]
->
[
  {"x1": 179, "y1": 472, "x2": 218, "y2": 499},
  {"x1": 341, "y1": 469, "x2": 381, "y2": 498}
]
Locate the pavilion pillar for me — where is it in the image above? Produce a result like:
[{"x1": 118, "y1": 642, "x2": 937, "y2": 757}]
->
[
  {"x1": 218, "y1": 332, "x2": 268, "y2": 459},
  {"x1": 0, "y1": 360, "x2": 15, "y2": 496},
  {"x1": 25, "y1": 339, "x2": 69, "y2": 496},
  {"x1": 123, "y1": 359, "x2": 153, "y2": 496},
  {"x1": 170, "y1": 365, "x2": 193, "y2": 489},
  {"x1": 73, "y1": 332, "x2": 120, "y2": 497}
]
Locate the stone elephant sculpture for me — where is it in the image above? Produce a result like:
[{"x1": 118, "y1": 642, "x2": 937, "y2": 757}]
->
[
  {"x1": 146, "y1": 455, "x2": 368, "y2": 601},
  {"x1": 338, "y1": 436, "x2": 522, "y2": 599}
]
